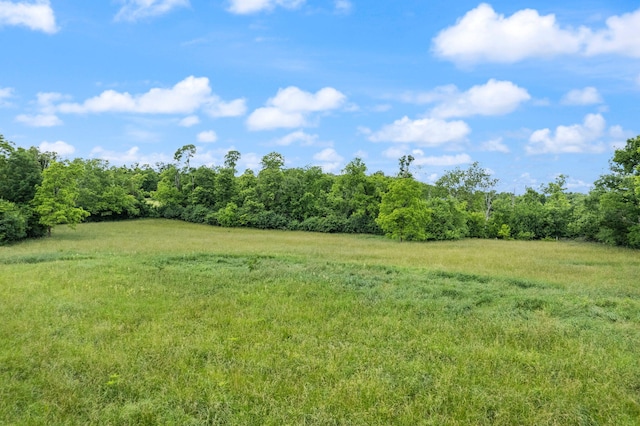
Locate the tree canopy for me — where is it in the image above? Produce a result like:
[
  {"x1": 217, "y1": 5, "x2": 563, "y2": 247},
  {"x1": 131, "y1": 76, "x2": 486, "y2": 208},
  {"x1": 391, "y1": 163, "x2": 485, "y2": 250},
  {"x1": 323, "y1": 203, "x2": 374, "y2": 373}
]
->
[{"x1": 2, "y1": 132, "x2": 640, "y2": 248}]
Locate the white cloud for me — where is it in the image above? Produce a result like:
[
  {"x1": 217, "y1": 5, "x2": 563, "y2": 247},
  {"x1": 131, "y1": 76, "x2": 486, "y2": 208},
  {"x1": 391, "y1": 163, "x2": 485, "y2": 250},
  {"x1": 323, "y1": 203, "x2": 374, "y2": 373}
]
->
[
  {"x1": 247, "y1": 86, "x2": 346, "y2": 131},
  {"x1": 204, "y1": 97, "x2": 247, "y2": 118},
  {"x1": 90, "y1": 146, "x2": 171, "y2": 165},
  {"x1": 413, "y1": 153, "x2": 473, "y2": 167},
  {"x1": 247, "y1": 107, "x2": 306, "y2": 130},
  {"x1": 179, "y1": 115, "x2": 200, "y2": 127},
  {"x1": 369, "y1": 116, "x2": 470, "y2": 146},
  {"x1": 35, "y1": 92, "x2": 66, "y2": 112},
  {"x1": 39, "y1": 140, "x2": 75, "y2": 156},
  {"x1": 15, "y1": 92, "x2": 66, "y2": 125},
  {"x1": 270, "y1": 86, "x2": 346, "y2": 112},
  {"x1": 56, "y1": 76, "x2": 245, "y2": 119},
  {"x1": 0, "y1": 87, "x2": 13, "y2": 106},
  {"x1": 0, "y1": 0, "x2": 58, "y2": 34},
  {"x1": 433, "y1": 4, "x2": 640, "y2": 64},
  {"x1": 585, "y1": 9, "x2": 640, "y2": 57},
  {"x1": 274, "y1": 130, "x2": 319, "y2": 146},
  {"x1": 527, "y1": 113, "x2": 608, "y2": 154},
  {"x1": 58, "y1": 76, "x2": 209, "y2": 114},
  {"x1": 432, "y1": 3, "x2": 585, "y2": 64},
  {"x1": 238, "y1": 152, "x2": 262, "y2": 171},
  {"x1": 313, "y1": 148, "x2": 343, "y2": 172},
  {"x1": 115, "y1": 0, "x2": 189, "y2": 22},
  {"x1": 429, "y1": 79, "x2": 530, "y2": 118},
  {"x1": 385, "y1": 147, "x2": 473, "y2": 168},
  {"x1": 561, "y1": 87, "x2": 603, "y2": 105},
  {"x1": 197, "y1": 130, "x2": 218, "y2": 143},
  {"x1": 334, "y1": 0, "x2": 352, "y2": 15},
  {"x1": 381, "y1": 145, "x2": 410, "y2": 160},
  {"x1": 481, "y1": 137, "x2": 510, "y2": 153},
  {"x1": 227, "y1": 0, "x2": 304, "y2": 14},
  {"x1": 15, "y1": 113, "x2": 62, "y2": 127}
]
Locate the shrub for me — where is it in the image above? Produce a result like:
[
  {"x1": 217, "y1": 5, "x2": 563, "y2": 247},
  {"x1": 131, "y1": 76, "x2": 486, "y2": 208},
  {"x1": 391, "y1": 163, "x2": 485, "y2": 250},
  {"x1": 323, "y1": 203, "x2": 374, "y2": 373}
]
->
[
  {"x1": 0, "y1": 200, "x2": 27, "y2": 244},
  {"x1": 181, "y1": 204, "x2": 213, "y2": 224},
  {"x1": 217, "y1": 202, "x2": 240, "y2": 228},
  {"x1": 497, "y1": 224, "x2": 511, "y2": 240},
  {"x1": 253, "y1": 211, "x2": 290, "y2": 230}
]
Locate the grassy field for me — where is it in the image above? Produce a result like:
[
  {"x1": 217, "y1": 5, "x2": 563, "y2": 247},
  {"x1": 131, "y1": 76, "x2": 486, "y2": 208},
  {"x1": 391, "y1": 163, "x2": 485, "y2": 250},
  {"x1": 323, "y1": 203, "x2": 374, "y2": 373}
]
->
[{"x1": 1, "y1": 219, "x2": 639, "y2": 424}]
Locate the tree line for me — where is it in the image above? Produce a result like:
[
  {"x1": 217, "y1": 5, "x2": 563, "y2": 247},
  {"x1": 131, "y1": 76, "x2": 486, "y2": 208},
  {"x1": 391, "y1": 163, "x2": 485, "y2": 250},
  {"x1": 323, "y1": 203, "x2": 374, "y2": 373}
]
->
[{"x1": 1, "y1": 134, "x2": 639, "y2": 248}]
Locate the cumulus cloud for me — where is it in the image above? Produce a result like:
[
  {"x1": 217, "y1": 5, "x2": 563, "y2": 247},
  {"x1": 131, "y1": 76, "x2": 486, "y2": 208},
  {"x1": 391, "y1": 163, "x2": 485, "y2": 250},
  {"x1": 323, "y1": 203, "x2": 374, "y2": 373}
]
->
[
  {"x1": 14, "y1": 91, "x2": 65, "y2": 126},
  {"x1": 269, "y1": 86, "x2": 346, "y2": 112},
  {"x1": 115, "y1": 0, "x2": 190, "y2": 22},
  {"x1": 433, "y1": 4, "x2": 640, "y2": 64},
  {"x1": 0, "y1": 0, "x2": 58, "y2": 33},
  {"x1": 58, "y1": 76, "x2": 210, "y2": 114},
  {"x1": 204, "y1": 98, "x2": 247, "y2": 118},
  {"x1": 432, "y1": 3, "x2": 585, "y2": 64},
  {"x1": 585, "y1": 8, "x2": 640, "y2": 57},
  {"x1": 0, "y1": 87, "x2": 13, "y2": 106},
  {"x1": 179, "y1": 115, "x2": 200, "y2": 127},
  {"x1": 197, "y1": 130, "x2": 218, "y2": 143},
  {"x1": 313, "y1": 148, "x2": 343, "y2": 172},
  {"x1": 429, "y1": 79, "x2": 530, "y2": 118},
  {"x1": 15, "y1": 113, "x2": 62, "y2": 127},
  {"x1": 247, "y1": 86, "x2": 346, "y2": 131},
  {"x1": 55, "y1": 76, "x2": 245, "y2": 118},
  {"x1": 561, "y1": 87, "x2": 603, "y2": 105},
  {"x1": 382, "y1": 146, "x2": 472, "y2": 167},
  {"x1": 368, "y1": 116, "x2": 470, "y2": 146},
  {"x1": 527, "y1": 113, "x2": 608, "y2": 154},
  {"x1": 481, "y1": 137, "x2": 510, "y2": 153},
  {"x1": 274, "y1": 130, "x2": 322, "y2": 146},
  {"x1": 227, "y1": 0, "x2": 304, "y2": 14},
  {"x1": 247, "y1": 108, "x2": 306, "y2": 130},
  {"x1": 39, "y1": 140, "x2": 75, "y2": 156}
]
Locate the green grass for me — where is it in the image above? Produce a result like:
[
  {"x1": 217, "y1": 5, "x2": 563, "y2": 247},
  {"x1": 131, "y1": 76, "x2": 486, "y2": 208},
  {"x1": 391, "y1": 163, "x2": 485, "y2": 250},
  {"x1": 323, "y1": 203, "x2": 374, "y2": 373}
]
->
[{"x1": 1, "y1": 219, "x2": 639, "y2": 424}]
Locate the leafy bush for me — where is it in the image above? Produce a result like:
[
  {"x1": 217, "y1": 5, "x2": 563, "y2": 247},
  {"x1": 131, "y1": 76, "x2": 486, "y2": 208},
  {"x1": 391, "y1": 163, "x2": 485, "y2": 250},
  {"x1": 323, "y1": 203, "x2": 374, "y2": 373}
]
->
[
  {"x1": 217, "y1": 202, "x2": 240, "y2": 228},
  {"x1": 516, "y1": 231, "x2": 535, "y2": 240},
  {"x1": 180, "y1": 204, "x2": 213, "y2": 224},
  {"x1": 424, "y1": 197, "x2": 468, "y2": 241},
  {"x1": 299, "y1": 215, "x2": 348, "y2": 233},
  {"x1": 0, "y1": 200, "x2": 27, "y2": 244},
  {"x1": 497, "y1": 224, "x2": 511, "y2": 240},
  {"x1": 252, "y1": 211, "x2": 290, "y2": 230},
  {"x1": 159, "y1": 204, "x2": 184, "y2": 220}
]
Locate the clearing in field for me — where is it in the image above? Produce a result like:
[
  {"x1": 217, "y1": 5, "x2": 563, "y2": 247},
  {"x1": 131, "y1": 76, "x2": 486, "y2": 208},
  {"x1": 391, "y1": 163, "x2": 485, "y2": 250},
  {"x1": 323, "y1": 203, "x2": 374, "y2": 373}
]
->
[{"x1": 1, "y1": 219, "x2": 639, "y2": 424}]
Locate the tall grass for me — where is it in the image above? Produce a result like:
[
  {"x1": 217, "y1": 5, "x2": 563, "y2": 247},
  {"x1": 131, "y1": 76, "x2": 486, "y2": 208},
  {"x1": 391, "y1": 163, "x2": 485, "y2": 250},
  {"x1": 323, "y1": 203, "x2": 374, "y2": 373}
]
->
[{"x1": 1, "y1": 219, "x2": 639, "y2": 424}]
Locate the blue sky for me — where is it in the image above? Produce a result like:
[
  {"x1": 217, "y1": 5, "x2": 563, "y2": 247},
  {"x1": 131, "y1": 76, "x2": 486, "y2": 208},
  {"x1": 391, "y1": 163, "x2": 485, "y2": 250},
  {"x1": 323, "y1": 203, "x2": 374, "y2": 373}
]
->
[{"x1": 1, "y1": 0, "x2": 639, "y2": 192}]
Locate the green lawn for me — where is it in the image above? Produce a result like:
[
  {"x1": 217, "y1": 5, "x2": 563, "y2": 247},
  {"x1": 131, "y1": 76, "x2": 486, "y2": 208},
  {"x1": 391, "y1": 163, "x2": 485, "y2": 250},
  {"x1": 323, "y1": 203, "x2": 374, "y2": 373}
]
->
[{"x1": 1, "y1": 219, "x2": 639, "y2": 424}]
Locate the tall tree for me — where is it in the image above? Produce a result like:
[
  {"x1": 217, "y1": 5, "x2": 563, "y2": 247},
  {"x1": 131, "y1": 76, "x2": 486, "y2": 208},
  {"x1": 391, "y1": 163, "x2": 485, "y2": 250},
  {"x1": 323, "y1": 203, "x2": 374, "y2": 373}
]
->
[
  {"x1": 257, "y1": 152, "x2": 285, "y2": 213},
  {"x1": 436, "y1": 161, "x2": 498, "y2": 220},
  {"x1": 32, "y1": 161, "x2": 89, "y2": 235},
  {"x1": 173, "y1": 144, "x2": 196, "y2": 191},
  {"x1": 397, "y1": 155, "x2": 415, "y2": 178},
  {"x1": 0, "y1": 146, "x2": 43, "y2": 204},
  {"x1": 592, "y1": 136, "x2": 640, "y2": 247},
  {"x1": 376, "y1": 178, "x2": 430, "y2": 242}
]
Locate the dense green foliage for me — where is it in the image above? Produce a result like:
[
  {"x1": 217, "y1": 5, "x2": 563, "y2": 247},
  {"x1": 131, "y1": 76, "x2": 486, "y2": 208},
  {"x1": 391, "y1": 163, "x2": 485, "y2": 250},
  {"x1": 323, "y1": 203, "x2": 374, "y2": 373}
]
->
[
  {"x1": 2, "y1": 133, "x2": 640, "y2": 247},
  {"x1": 1, "y1": 221, "x2": 639, "y2": 424}
]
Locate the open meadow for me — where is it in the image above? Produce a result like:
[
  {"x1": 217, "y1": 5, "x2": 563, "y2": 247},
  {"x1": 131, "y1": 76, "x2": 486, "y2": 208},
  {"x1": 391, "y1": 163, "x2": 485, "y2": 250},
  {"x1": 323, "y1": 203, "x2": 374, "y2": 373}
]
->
[{"x1": 1, "y1": 219, "x2": 639, "y2": 424}]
